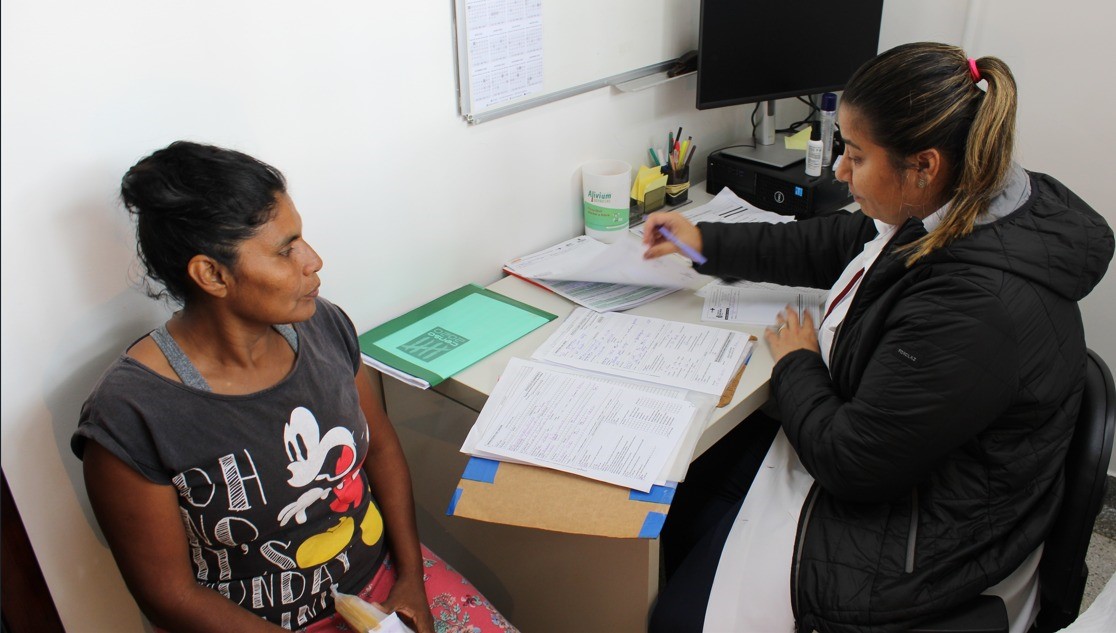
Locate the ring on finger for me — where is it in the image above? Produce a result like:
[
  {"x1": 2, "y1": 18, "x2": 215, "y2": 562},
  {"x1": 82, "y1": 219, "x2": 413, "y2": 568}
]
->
[{"x1": 776, "y1": 323, "x2": 787, "y2": 333}]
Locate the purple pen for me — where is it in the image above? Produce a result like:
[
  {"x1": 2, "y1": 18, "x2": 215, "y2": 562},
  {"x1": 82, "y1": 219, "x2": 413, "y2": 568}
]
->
[{"x1": 657, "y1": 226, "x2": 707, "y2": 265}]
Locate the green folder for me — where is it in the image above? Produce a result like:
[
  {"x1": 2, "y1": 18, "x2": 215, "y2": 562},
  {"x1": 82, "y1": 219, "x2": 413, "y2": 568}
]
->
[{"x1": 358, "y1": 284, "x2": 557, "y2": 388}]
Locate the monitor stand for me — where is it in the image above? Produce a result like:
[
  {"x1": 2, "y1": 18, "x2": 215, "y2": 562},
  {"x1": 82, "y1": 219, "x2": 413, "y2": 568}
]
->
[
  {"x1": 720, "y1": 99, "x2": 805, "y2": 168},
  {"x1": 720, "y1": 140, "x2": 805, "y2": 169}
]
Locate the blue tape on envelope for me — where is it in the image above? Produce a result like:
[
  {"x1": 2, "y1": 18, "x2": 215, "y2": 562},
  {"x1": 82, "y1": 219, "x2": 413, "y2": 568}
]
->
[
  {"x1": 638, "y1": 511, "x2": 668, "y2": 538},
  {"x1": 461, "y1": 457, "x2": 500, "y2": 483},
  {"x1": 446, "y1": 488, "x2": 464, "y2": 516},
  {"x1": 629, "y1": 482, "x2": 677, "y2": 504}
]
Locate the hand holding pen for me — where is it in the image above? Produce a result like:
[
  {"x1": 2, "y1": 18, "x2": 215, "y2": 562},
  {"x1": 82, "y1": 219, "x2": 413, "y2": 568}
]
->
[{"x1": 642, "y1": 211, "x2": 704, "y2": 263}]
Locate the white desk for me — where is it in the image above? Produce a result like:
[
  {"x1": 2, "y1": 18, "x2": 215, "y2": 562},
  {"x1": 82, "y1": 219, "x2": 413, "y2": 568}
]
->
[{"x1": 383, "y1": 185, "x2": 777, "y2": 632}]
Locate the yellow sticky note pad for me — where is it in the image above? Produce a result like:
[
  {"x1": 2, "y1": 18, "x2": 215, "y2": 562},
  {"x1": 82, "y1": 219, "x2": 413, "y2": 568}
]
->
[
  {"x1": 785, "y1": 126, "x2": 811, "y2": 150},
  {"x1": 632, "y1": 165, "x2": 667, "y2": 201}
]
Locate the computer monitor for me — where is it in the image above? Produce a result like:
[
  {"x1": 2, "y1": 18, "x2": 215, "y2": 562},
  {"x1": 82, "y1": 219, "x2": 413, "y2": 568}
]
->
[{"x1": 697, "y1": 0, "x2": 884, "y2": 167}]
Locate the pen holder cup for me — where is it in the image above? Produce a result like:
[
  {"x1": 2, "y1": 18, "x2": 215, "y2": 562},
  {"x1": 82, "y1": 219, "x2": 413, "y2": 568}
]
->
[{"x1": 666, "y1": 167, "x2": 690, "y2": 206}]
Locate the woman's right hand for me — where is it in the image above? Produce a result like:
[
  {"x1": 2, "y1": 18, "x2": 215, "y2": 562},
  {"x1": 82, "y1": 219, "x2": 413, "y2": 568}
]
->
[{"x1": 641, "y1": 212, "x2": 703, "y2": 261}]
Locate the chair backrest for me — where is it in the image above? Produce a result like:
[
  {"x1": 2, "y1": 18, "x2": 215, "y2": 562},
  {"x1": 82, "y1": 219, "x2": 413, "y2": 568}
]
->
[{"x1": 1035, "y1": 349, "x2": 1116, "y2": 632}]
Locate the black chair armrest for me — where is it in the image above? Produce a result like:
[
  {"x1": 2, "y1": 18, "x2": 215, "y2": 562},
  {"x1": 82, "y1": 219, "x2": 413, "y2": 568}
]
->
[{"x1": 907, "y1": 595, "x2": 1008, "y2": 633}]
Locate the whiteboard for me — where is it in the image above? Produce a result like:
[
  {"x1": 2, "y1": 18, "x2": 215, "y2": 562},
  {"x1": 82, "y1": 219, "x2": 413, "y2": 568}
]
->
[{"x1": 453, "y1": 0, "x2": 696, "y2": 124}]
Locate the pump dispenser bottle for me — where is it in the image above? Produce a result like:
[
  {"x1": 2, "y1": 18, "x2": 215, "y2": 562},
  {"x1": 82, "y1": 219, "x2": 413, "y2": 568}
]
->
[{"x1": 805, "y1": 122, "x2": 823, "y2": 177}]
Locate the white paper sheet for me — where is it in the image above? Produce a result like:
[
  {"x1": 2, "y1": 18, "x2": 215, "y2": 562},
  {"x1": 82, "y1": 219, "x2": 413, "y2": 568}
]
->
[
  {"x1": 469, "y1": 358, "x2": 695, "y2": 491},
  {"x1": 465, "y1": 0, "x2": 544, "y2": 110},
  {"x1": 508, "y1": 233, "x2": 709, "y2": 290},
  {"x1": 462, "y1": 358, "x2": 716, "y2": 484},
  {"x1": 630, "y1": 187, "x2": 793, "y2": 238},
  {"x1": 505, "y1": 275, "x2": 679, "y2": 313},
  {"x1": 361, "y1": 354, "x2": 429, "y2": 390},
  {"x1": 533, "y1": 307, "x2": 752, "y2": 396},
  {"x1": 698, "y1": 280, "x2": 827, "y2": 327}
]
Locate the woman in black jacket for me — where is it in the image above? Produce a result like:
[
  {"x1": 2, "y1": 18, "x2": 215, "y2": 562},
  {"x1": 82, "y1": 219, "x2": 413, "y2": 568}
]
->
[{"x1": 644, "y1": 42, "x2": 1113, "y2": 632}]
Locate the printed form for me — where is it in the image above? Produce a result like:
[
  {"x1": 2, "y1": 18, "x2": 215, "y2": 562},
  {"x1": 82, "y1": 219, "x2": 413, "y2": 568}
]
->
[
  {"x1": 533, "y1": 307, "x2": 754, "y2": 397},
  {"x1": 465, "y1": 0, "x2": 544, "y2": 110},
  {"x1": 699, "y1": 280, "x2": 827, "y2": 326},
  {"x1": 469, "y1": 358, "x2": 695, "y2": 492}
]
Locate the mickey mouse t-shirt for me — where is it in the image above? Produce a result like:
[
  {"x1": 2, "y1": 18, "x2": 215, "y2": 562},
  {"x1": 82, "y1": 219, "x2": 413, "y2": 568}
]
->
[{"x1": 72, "y1": 298, "x2": 384, "y2": 630}]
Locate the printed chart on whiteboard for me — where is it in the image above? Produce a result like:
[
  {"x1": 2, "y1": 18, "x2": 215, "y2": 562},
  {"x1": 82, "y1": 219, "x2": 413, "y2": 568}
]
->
[{"x1": 465, "y1": 0, "x2": 544, "y2": 111}]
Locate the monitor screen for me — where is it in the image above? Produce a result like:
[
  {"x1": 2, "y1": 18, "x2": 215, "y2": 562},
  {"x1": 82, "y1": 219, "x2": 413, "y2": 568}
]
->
[{"x1": 697, "y1": 0, "x2": 885, "y2": 110}]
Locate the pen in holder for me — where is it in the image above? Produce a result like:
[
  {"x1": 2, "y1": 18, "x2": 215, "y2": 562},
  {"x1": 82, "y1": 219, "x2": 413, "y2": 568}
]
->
[{"x1": 666, "y1": 165, "x2": 689, "y2": 206}]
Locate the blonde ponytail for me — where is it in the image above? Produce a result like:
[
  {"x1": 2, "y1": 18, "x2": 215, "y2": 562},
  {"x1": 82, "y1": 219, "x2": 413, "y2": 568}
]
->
[
  {"x1": 842, "y1": 43, "x2": 1020, "y2": 265},
  {"x1": 902, "y1": 56, "x2": 1018, "y2": 264}
]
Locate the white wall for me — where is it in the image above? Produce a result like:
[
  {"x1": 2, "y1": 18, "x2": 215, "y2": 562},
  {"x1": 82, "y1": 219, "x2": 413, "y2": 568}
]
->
[
  {"x1": 2, "y1": 1, "x2": 1113, "y2": 631},
  {"x1": 0, "y1": 2, "x2": 746, "y2": 630},
  {"x1": 960, "y1": 0, "x2": 1116, "y2": 473}
]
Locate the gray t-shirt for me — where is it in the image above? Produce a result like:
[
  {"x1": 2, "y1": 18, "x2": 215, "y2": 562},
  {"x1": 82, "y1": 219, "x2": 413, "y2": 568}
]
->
[{"x1": 72, "y1": 298, "x2": 384, "y2": 630}]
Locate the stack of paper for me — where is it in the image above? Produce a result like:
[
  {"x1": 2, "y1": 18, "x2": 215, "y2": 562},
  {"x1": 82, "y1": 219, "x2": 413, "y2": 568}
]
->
[
  {"x1": 461, "y1": 308, "x2": 756, "y2": 492},
  {"x1": 504, "y1": 234, "x2": 709, "y2": 312},
  {"x1": 358, "y1": 284, "x2": 556, "y2": 389},
  {"x1": 506, "y1": 188, "x2": 793, "y2": 313},
  {"x1": 462, "y1": 358, "x2": 696, "y2": 491},
  {"x1": 628, "y1": 186, "x2": 794, "y2": 237}
]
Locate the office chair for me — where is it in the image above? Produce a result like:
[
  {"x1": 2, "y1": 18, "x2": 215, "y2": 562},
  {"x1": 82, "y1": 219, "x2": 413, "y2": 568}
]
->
[{"x1": 911, "y1": 348, "x2": 1116, "y2": 633}]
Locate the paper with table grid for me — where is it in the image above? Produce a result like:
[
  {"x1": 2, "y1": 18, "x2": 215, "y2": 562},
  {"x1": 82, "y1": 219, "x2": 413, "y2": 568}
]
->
[
  {"x1": 463, "y1": 308, "x2": 754, "y2": 491},
  {"x1": 466, "y1": 357, "x2": 696, "y2": 492},
  {"x1": 533, "y1": 307, "x2": 753, "y2": 396}
]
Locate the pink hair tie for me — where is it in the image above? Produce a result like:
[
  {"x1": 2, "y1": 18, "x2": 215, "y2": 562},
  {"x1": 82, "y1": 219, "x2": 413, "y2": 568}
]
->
[{"x1": 967, "y1": 58, "x2": 982, "y2": 83}]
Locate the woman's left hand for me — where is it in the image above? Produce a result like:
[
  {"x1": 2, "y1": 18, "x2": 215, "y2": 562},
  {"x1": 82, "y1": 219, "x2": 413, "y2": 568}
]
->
[
  {"x1": 378, "y1": 574, "x2": 435, "y2": 633},
  {"x1": 765, "y1": 305, "x2": 820, "y2": 364}
]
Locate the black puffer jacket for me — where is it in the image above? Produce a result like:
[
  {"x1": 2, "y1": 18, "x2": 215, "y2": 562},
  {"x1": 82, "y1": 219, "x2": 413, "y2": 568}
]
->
[{"x1": 695, "y1": 172, "x2": 1113, "y2": 632}]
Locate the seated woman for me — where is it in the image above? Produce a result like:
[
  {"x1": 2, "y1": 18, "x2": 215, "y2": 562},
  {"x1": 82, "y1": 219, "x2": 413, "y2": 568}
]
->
[
  {"x1": 642, "y1": 42, "x2": 1113, "y2": 632},
  {"x1": 71, "y1": 141, "x2": 517, "y2": 633}
]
